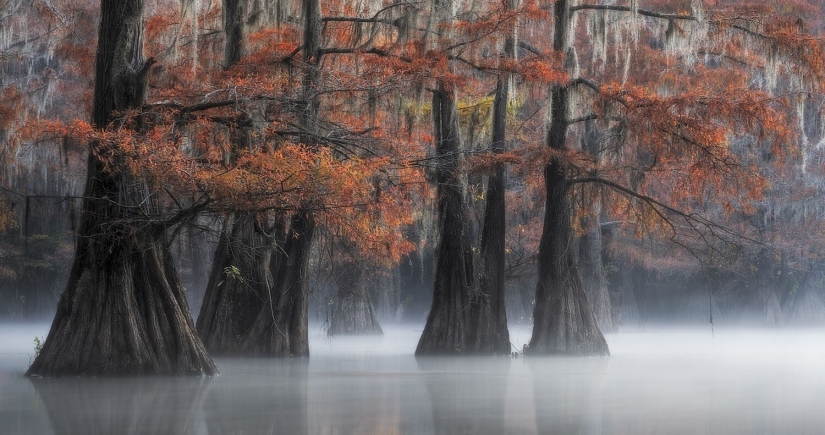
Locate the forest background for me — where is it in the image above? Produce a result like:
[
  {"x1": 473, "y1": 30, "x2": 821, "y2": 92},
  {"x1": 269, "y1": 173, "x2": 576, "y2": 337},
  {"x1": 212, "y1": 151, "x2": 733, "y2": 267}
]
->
[{"x1": 2, "y1": 0, "x2": 825, "y2": 373}]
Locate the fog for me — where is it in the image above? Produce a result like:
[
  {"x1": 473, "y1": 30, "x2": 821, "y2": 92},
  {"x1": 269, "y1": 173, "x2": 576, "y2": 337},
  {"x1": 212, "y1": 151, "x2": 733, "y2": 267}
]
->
[{"x1": 2, "y1": 323, "x2": 825, "y2": 434}]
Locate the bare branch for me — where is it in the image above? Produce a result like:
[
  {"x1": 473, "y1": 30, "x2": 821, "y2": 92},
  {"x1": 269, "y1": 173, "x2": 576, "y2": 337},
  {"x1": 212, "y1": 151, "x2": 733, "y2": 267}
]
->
[{"x1": 570, "y1": 4, "x2": 695, "y2": 21}]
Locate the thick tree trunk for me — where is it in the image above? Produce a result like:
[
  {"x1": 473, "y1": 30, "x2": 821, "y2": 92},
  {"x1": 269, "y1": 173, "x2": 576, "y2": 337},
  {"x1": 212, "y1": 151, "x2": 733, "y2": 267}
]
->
[
  {"x1": 528, "y1": 0, "x2": 608, "y2": 356},
  {"x1": 195, "y1": 0, "x2": 285, "y2": 356},
  {"x1": 234, "y1": 211, "x2": 314, "y2": 356},
  {"x1": 577, "y1": 123, "x2": 615, "y2": 332},
  {"x1": 27, "y1": 0, "x2": 216, "y2": 376},
  {"x1": 416, "y1": 85, "x2": 474, "y2": 355},
  {"x1": 329, "y1": 262, "x2": 383, "y2": 335},
  {"x1": 528, "y1": 83, "x2": 609, "y2": 356},
  {"x1": 223, "y1": 0, "x2": 247, "y2": 67},
  {"x1": 577, "y1": 214, "x2": 616, "y2": 332},
  {"x1": 196, "y1": 212, "x2": 274, "y2": 354},
  {"x1": 469, "y1": 57, "x2": 511, "y2": 354}
]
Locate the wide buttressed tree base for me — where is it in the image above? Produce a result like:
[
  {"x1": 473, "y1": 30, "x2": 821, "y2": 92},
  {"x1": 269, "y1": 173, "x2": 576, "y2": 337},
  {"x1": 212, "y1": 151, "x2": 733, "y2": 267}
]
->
[
  {"x1": 415, "y1": 86, "x2": 474, "y2": 355},
  {"x1": 26, "y1": 158, "x2": 218, "y2": 376},
  {"x1": 196, "y1": 212, "x2": 274, "y2": 355},
  {"x1": 197, "y1": 211, "x2": 315, "y2": 357},
  {"x1": 230, "y1": 212, "x2": 314, "y2": 357},
  {"x1": 26, "y1": 0, "x2": 216, "y2": 376},
  {"x1": 529, "y1": 160, "x2": 609, "y2": 356},
  {"x1": 528, "y1": 85, "x2": 608, "y2": 356}
]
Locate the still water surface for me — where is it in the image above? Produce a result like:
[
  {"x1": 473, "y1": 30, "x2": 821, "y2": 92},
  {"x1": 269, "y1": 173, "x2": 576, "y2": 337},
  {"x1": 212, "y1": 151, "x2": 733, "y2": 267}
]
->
[{"x1": 1, "y1": 323, "x2": 824, "y2": 434}]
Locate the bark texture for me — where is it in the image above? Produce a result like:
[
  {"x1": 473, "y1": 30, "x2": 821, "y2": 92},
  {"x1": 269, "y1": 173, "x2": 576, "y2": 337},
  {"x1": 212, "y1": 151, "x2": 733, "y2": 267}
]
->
[
  {"x1": 196, "y1": 0, "x2": 317, "y2": 357},
  {"x1": 27, "y1": 0, "x2": 216, "y2": 377},
  {"x1": 529, "y1": 112, "x2": 608, "y2": 355},
  {"x1": 235, "y1": 212, "x2": 314, "y2": 356},
  {"x1": 528, "y1": 0, "x2": 608, "y2": 356},
  {"x1": 196, "y1": 213, "x2": 273, "y2": 354},
  {"x1": 196, "y1": 3, "x2": 270, "y2": 355},
  {"x1": 469, "y1": 54, "x2": 511, "y2": 354},
  {"x1": 577, "y1": 215, "x2": 615, "y2": 332},
  {"x1": 223, "y1": 0, "x2": 248, "y2": 67},
  {"x1": 577, "y1": 122, "x2": 615, "y2": 332},
  {"x1": 416, "y1": 85, "x2": 474, "y2": 355}
]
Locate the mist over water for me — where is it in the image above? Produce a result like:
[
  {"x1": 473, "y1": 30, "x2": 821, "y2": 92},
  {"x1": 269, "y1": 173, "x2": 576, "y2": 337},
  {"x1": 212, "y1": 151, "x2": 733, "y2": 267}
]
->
[{"x1": 2, "y1": 323, "x2": 825, "y2": 434}]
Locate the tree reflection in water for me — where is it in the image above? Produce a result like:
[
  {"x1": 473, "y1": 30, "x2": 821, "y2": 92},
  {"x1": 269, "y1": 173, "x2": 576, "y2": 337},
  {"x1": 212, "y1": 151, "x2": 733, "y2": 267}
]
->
[
  {"x1": 418, "y1": 357, "x2": 510, "y2": 435},
  {"x1": 529, "y1": 357, "x2": 608, "y2": 435},
  {"x1": 31, "y1": 376, "x2": 210, "y2": 435},
  {"x1": 204, "y1": 359, "x2": 308, "y2": 435}
]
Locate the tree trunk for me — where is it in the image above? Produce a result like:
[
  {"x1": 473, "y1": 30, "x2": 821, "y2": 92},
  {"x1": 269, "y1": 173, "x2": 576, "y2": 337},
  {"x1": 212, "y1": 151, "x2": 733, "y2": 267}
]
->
[
  {"x1": 196, "y1": 0, "x2": 283, "y2": 356},
  {"x1": 234, "y1": 212, "x2": 314, "y2": 356},
  {"x1": 577, "y1": 122, "x2": 615, "y2": 332},
  {"x1": 577, "y1": 214, "x2": 615, "y2": 332},
  {"x1": 223, "y1": 0, "x2": 247, "y2": 67},
  {"x1": 329, "y1": 262, "x2": 383, "y2": 335},
  {"x1": 27, "y1": 0, "x2": 216, "y2": 376},
  {"x1": 416, "y1": 84, "x2": 474, "y2": 355},
  {"x1": 186, "y1": 221, "x2": 209, "y2": 317},
  {"x1": 469, "y1": 39, "x2": 512, "y2": 354},
  {"x1": 528, "y1": 84, "x2": 609, "y2": 355},
  {"x1": 528, "y1": 0, "x2": 608, "y2": 356},
  {"x1": 196, "y1": 213, "x2": 274, "y2": 354}
]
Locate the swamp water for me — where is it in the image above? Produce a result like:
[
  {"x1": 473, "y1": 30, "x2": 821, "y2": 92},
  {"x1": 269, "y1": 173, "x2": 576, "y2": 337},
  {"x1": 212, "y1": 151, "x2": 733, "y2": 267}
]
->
[{"x1": 2, "y1": 323, "x2": 825, "y2": 434}]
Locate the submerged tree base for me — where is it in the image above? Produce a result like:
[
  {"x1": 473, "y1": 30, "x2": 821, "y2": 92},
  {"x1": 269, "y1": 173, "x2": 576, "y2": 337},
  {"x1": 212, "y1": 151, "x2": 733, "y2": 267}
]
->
[
  {"x1": 27, "y1": 232, "x2": 218, "y2": 377},
  {"x1": 197, "y1": 212, "x2": 273, "y2": 356},
  {"x1": 528, "y1": 275, "x2": 611, "y2": 357}
]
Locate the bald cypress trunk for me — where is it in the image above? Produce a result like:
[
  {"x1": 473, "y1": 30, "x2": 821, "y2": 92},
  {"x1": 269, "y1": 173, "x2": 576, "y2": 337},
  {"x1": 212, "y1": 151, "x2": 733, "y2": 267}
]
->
[
  {"x1": 528, "y1": 0, "x2": 608, "y2": 355},
  {"x1": 196, "y1": 213, "x2": 274, "y2": 354},
  {"x1": 196, "y1": 0, "x2": 319, "y2": 358},
  {"x1": 469, "y1": 34, "x2": 512, "y2": 354},
  {"x1": 577, "y1": 123, "x2": 615, "y2": 333},
  {"x1": 236, "y1": 212, "x2": 314, "y2": 356},
  {"x1": 27, "y1": 0, "x2": 216, "y2": 376},
  {"x1": 196, "y1": 0, "x2": 276, "y2": 356},
  {"x1": 577, "y1": 216, "x2": 615, "y2": 332},
  {"x1": 416, "y1": 84, "x2": 474, "y2": 355}
]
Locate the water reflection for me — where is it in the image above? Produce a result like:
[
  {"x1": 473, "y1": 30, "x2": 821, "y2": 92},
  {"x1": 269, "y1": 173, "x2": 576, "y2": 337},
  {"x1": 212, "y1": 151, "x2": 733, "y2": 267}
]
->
[
  {"x1": 306, "y1": 358, "x2": 408, "y2": 434},
  {"x1": 31, "y1": 376, "x2": 210, "y2": 435},
  {"x1": 204, "y1": 358, "x2": 308, "y2": 435},
  {"x1": 6, "y1": 326, "x2": 825, "y2": 434},
  {"x1": 418, "y1": 357, "x2": 509, "y2": 435},
  {"x1": 529, "y1": 357, "x2": 608, "y2": 435}
]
